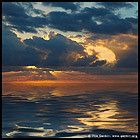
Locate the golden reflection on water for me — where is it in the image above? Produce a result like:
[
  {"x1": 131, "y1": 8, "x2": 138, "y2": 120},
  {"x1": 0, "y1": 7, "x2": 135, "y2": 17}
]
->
[
  {"x1": 3, "y1": 82, "x2": 137, "y2": 95},
  {"x1": 77, "y1": 101, "x2": 119, "y2": 127},
  {"x1": 2, "y1": 82, "x2": 138, "y2": 137}
]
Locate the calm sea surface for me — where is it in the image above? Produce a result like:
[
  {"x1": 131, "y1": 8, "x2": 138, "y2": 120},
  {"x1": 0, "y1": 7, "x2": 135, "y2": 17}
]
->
[{"x1": 2, "y1": 83, "x2": 138, "y2": 138}]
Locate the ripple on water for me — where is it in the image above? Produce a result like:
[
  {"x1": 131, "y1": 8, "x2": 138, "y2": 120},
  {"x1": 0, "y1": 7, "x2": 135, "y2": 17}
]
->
[{"x1": 2, "y1": 83, "x2": 138, "y2": 138}]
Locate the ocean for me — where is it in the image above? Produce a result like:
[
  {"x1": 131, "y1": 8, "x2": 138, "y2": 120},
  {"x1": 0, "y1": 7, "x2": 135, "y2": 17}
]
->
[{"x1": 2, "y1": 82, "x2": 138, "y2": 138}]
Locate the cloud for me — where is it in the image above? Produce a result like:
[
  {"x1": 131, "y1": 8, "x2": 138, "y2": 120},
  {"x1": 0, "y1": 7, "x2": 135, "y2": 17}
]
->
[
  {"x1": 3, "y1": 25, "x2": 106, "y2": 67},
  {"x1": 44, "y1": 11, "x2": 83, "y2": 32},
  {"x1": 90, "y1": 60, "x2": 107, "y2": 67},
  {"x1": 82, "y1": 6, "x2": 112, "y2": 17},
  {"x1": 80, "y1": 32, "x2": 138, "y2": 69},
  {"x1": 85, "y1": 34, "x2": 112, "y2": 40},
  {"x1": 2, "y1": 2, "x2": 43, "y2": 17},
  {"x1": 2, "y1": 66, "x2": 138, "y2": 83},
  {"x1": 42, "y1": 2, "x2": 80, "y2": 11},
  {"x1": 2, "y1": 24, "x2": 45, "y2": 66},
  {"x1": 2, "y1": 2, "x2": 138, "y2": 35},
  {"x1": 2, "y1": 2, "x2": 45, "y2": 33},
  {"x1": 24, "y1": 31, "x2": 94, "y2": 66},
  {"x1": 115, "y1": 51, "x2": 138, "y2": 68},
  {"x1": 83, "y1": 8, "x2": 137, "y2": 35},
  {"x1": 107, "y1": 34, "x2": 138, "y2": 68},
  {"x1": 124, "y1": 17, "x2": 138, "y2": 35},
  {"x1": 2, "y1": 24, "x2": 25, "y2": 66},
  {"x1": 73, "y1": 55, "x2": 98, "y2": 66},
  {"x1": 2, "y1": 2, "x2": 28, "y2": 18},
  {"x1": 43, "y1": 7, "x2": 137, "y2": 35},
  {"x1": 17, "y1": 2, "x2": 44, "y2": 15},
  {"x1": 2, "y1": 2, "x2": 138, "y2": 68},
  {"x1": 98, "y1": 2, "x2": 134, "y2": 10}
]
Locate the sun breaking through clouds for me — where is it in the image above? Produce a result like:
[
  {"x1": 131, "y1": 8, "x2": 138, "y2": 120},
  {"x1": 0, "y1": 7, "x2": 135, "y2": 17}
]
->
[{"x1": 2, "y1": 2, "x2": 138, "y2": 83}]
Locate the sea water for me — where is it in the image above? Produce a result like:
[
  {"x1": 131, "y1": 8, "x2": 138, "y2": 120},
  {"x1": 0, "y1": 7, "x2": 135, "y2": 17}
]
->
[{"x1": 2, "y1": 83, "x2": 138, "y2": 138}]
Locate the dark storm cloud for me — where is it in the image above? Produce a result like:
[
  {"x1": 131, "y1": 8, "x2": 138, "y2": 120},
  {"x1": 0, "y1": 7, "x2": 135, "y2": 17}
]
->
[
  {"x1": 45, "y1": 11, "x2": 83, "y2": 32},
  {"x1": 90, "y1": 60, "x2": 107, "y2": 67},
  {"x1": 4, "y1": 15, "x2": 47, "y2": 33},
  {"x1": 24, "y1": 32, "x2": 85, "y2": 54},
  {"x1": 44, "y1": 7, "x2": 114, "y2": 32},
  {"x1": 20, "y1": 47, "x2": 45, "y2": 66},
  {"x1": 2, "y1": 2, "x2": 138, "y2": 68},
  {"x1": 98, "y1": 2, "x2": 133, "y2": 10},
  {"x1": 87, "y1": 18, "x2": 132, "y2": 35},
  {"x1": 82, "y1": 6, "x2": 112, "y2": 17},
  {"x1": 2, "y1": 2, "x2": 43, "y2": 17},
  {"x1": 24, "y1": 31, "x2": 88, "y2": 66},
  {"x1": 115, "y1": 51, "x2": 138, "y2": 68},
  {"x1": 3, "y1": 25, "x2": 102, "y2": 67},
  {"x1": 44, "y1": 7, "x2": 137, "y2": 35},
  {"x1": 124, "y1": 17, "x2": 138, "y2": 35},
  {"x1": 2, "y1": 24, "x2": 45, "y2": 66},
  {"x1": 2, "y1": 2, "x2": 138, "y2": 35},
  {"x1": 2, "y1": 2, "x2": 28, "y2": 18},
  {"x1": 17, "y1": 2, "x2": 44, "y2": 15},
  {"x1": 73, "y1": 56, "x2": 98, "y2": 67},
  {"x1": 42, "y1": 2, "x2": 80, "y2": 11},
  {"x1": 2, "y1": 2, "x2": 45, "y2": 33},
  {"x1": 2, "y1": 24, "x2": 24, "y2": 66}
]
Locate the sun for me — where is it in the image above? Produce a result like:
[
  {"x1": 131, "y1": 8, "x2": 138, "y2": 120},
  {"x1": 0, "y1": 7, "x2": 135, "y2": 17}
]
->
[
  {"x1": 68, "y1": 35, "x2": 116, "y2": 63},
  {"x1": 25, "y1": 66, "x2": 37, "y2": 69},
  {"x1": 94, "y1": 46, "x2": 116, "y2": 63},
  {"x1": 85, "y1": 45, "x2": 116, "y2": 63}
]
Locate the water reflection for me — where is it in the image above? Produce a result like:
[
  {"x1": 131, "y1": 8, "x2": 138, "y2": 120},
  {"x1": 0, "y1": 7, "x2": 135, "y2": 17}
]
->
[
  {"x1": 2, "y1": 83, "x2": 138, "y2": 138},
  {"x1": 78, "y1": 100, "x2": 119, "y2": 126}
]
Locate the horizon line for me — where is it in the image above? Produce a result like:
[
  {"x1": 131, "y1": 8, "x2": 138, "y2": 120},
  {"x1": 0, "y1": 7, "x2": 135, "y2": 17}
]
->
[{"x1": 2, "y1": 80, "x2": 138, "y2": 84}]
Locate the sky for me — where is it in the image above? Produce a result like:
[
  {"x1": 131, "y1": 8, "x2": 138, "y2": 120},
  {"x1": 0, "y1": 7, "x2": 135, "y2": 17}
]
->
[{"x1": 2, "y1": 2, "x2": 138, "y2": 83}]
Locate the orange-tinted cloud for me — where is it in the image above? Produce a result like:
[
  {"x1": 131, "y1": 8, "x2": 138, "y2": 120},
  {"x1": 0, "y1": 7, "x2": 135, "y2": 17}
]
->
[
  {"x1": 68, "y1": 33, "x2": 138, "y2": 68},
  {"x1": 2, "y1": 67, "x2": 138, "y2": 84}
]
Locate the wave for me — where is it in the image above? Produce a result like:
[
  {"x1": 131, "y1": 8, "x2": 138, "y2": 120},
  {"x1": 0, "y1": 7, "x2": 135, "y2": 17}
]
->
[{"x1": 5, "y1": 128, "x2": 138, "y2": 138}]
